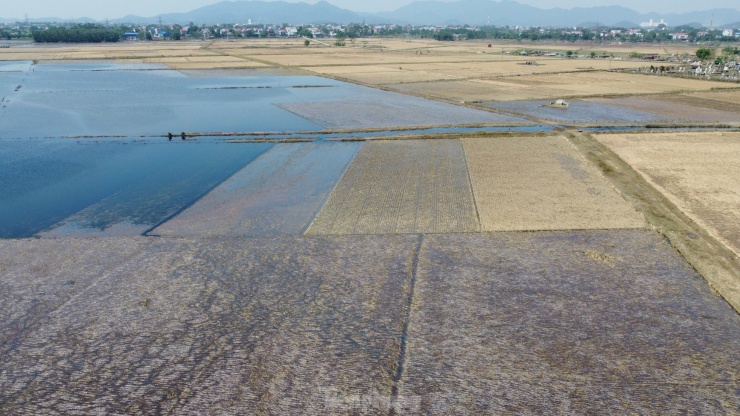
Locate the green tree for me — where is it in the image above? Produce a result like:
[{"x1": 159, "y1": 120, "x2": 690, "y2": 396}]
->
[
  {"x1": 722, "y1": 46, "x2": 739, "y2": 56},
  {"x1": 695, "y1": 47, "x2": 714, "y2": 60},
  {"x1": 304, "y1": 39, "x2": 310, "y2": 47}
]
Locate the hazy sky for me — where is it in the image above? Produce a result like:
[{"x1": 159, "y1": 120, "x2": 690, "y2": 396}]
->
[{"x1": 5, "y1": 0, "x2": 738, "y2": 20}]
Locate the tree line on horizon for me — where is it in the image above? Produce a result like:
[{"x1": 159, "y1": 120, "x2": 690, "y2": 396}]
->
[{"x1": 31, "y1": 24, "x2": 123, "y2": 43}]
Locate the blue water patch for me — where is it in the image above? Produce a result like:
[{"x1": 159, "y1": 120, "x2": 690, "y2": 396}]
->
[
  {"x1": 0, "y1": 61, "x2": 33, "y2": 72},
  {"x1": 0, "y1": 65, "x2": 328, "y2": 138},
  {"x1": 0, "y1": 139, "x2": 273, "y2": 238}
]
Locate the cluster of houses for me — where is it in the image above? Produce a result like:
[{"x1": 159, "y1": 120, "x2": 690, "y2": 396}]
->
[
  {"x1": 631, "y1": 60, "x2": 740, "y2": 81},
  {"x1": 669, "y1": 29, "x2": 740, "y2": 41},
  {"x1": 121, "y1": 22, "x2": 390, "y2": 40}
]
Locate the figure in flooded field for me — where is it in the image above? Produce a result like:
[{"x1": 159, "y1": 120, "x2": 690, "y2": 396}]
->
[{"x1": 181, "y1": 132, "x2": 186, "y2": 140}]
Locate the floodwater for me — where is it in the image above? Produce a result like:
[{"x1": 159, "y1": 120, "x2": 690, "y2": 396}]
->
[
  {"x1": 153, "y1": 142, "x2": 362, "y2": 237},
  {"x1": 0, "y1": 61, "x2": 542, "y2": 238},
  {"x1": 0, "y1": 63, "x2": 323, "y2": 138},
  {"x1": 0, "y1": 138, "x2": 272, "y2": 238}
]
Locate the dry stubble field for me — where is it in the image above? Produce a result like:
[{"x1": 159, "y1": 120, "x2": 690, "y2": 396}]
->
[
  {"x1": 463, "y1": 135, "x2": 646, "y2": 231},
  {"x1": 307, "y1": 140, "x2": 480, "y2": 235},
  {"x1": 597, "y1": 132, "x2": 740, "y2": 257}
]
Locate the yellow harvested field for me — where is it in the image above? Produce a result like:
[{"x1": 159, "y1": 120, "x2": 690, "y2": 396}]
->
[
  {"x1": 462, "y1": 136, "x2": 646, "y2": 231},
  {"x1": 0, "y1": 43, "x2": 213, "y2": 61},
  {"x1": 387, "y1": 59, "x2": 646, "y2": 79},
  {"x1": 391, "y1": 70, "x2": 731, "y2": 101},
  {"x1": 138, "y1": 54, "x2": 267, "y2": 69},
  {"x1": 518, "y1": 71, "x2": 729, "y2": 94},
  {"x1": 597, "y1": 132, "x2": 740, "y2": 256},
  {"x1": 390, "y1": 79, "x2": 561, "y2": 102},
  {"x1": 259, "y1": 51, "x2": 509, "y2": 67},
  {"x1": 307, "y1": 140, "x2": 479, "y2": 235}
]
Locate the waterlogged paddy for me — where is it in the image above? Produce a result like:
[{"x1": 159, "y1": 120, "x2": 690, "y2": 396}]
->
[
  {"x1": 0, "y1": 63, "x2": 323, "y2": 137},
  {"x1": 486, "y1": 100, "x2": 667, "y2": 124},
  {"x1": 0, "y1": 61, "x2": 539, "y2": 238},
  {"x1": 0, "y1": 62, "x2": 527, "y2": 139},
  {"x1": 0, "y1": 138, "x2": 272, "y2": 238}
]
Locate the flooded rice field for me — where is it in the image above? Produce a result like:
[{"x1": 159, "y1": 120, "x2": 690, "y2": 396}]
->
[
  {"x1": 0, "y1": 63, "x2": 322, "y2": 138},
  {"x1": 1, "y1": 231, "x2": 738, "y2": 414},
  {"x1": 0, "y1": 61, "x2": 538, "y2": 238},
  {"x1": 485, "y1": 99, "x2": 668, "y2": 124},
  {"x1": 586, "y1": 96, "x2": 740, "y2": 124},
  {"x1": 0, "y1": 61, "x2": 529, "y2": 139},
  {"x1": 0, "y1": 138, "x2": 272, "y2": 238},
  {"x1": 279, "y1": 99, "x2": 526, "y2": 129},
  {"x1": 154, "y1": 142, "x2": 361, "y2": 237}
]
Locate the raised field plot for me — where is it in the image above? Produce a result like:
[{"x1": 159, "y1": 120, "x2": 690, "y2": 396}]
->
[
  {"x1": 0, "y1": 235, "x2": 419, "y2": 415},
  {"x1": 154, "y1": 142, "x2": 360, "y2": 237},
  {"x1": 462, "y1": 136, "x2": 645, "y2": 231},
  {"x1": 597, "y1": 132, "x2": 740, "y2": 256},
  {"x1": 397, "y1": 231, "x2": 740, "y2": 414},
  {"x1": 307, "y1": 140, "x2": 480, "y2": 235}
]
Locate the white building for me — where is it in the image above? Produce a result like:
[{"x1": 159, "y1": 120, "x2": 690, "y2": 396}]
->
[{"x1": 640, "y1": 19, "x2": 666, "y2": 28}]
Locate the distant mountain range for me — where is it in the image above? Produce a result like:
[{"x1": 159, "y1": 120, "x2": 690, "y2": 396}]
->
[{"x1": 3, "y1": 0, "x2": 740, "y2": 28}]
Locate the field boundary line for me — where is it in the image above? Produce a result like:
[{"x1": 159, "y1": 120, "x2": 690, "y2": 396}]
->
[
  {"x1": 389, "y1": 234, "x2": 424, "y2": 415},
  {"x1": 459, "y1": 139, "x2": 482, "y2": 232}
]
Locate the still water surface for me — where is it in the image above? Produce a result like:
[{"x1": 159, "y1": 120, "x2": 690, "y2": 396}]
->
[
  {"x1": 0, "y1": 61, "x2": 533, "y2": 238},
  {"x1": 0, "y1": 138, "x2": 272, "y2": 238}
]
